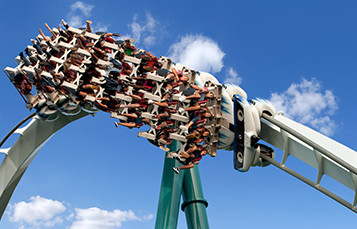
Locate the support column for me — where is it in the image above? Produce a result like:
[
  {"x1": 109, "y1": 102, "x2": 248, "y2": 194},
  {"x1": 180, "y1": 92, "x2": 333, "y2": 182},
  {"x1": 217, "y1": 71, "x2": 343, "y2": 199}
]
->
[
  {"x1": 181, "y1": 165, "x2": 209, "y2": 229},
  {"x1": 155, "y1": 140, "x2": 210, "y2": 229},
  {"x1": 155, "y1": 140, "x2": 184, "y2": 229}
]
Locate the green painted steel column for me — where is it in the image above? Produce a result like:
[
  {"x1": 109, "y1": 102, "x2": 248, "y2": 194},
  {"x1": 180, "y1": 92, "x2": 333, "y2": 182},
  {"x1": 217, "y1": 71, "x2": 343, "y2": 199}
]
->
[
  {"x1": 181, "y1": 165, "x2": 209, "y2": 229},
  {"x1": 155, "y1": 140, "x2": 184, "y2": 229}
]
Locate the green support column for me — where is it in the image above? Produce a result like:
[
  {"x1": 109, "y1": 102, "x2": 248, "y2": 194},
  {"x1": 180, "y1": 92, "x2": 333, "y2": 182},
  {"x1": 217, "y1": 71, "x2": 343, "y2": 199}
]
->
[
  {"x1": 181, "y1": 164, "x2": 209, "y2": 229},
  {"x1": 155, "y1": 140, "x2": 184, "y2": 229},
  {"x1": 155, "y1": 140, "x2": 210, "y2": 229}
]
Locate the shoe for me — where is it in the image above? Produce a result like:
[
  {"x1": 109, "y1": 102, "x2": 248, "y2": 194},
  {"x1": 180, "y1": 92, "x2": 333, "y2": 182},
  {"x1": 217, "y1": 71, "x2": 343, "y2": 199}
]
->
[
  {"x1": 158, "y1": 139, "x2": 168, "y2": 145},
  {"x1": 114, "y1": 122, "x2": 119, "y2": 127},
  {"x1": 160, "y1": 145, "x2": 170, "y2": 152},
  {"x1": 61, "y1": 19, "x2": 68, "y2": 27},
  {"x1": 186, "y1": 133, "x2": 196, "y2": 139},
  {"x1": 172, "y1": 167, "x2": 180, "y2": 174},
  {"x1": 181, "y1": 152, "x2": 190, "y2": 158},
  {"x1": 86, "y1": 20, "x2": 92, "y2": 24},
  {"x1": 170, "y1": 153, "x2": 180, "y2": 158},
  {"x1": 166, "y1": 152, "x2": 177, "y2": 159}
]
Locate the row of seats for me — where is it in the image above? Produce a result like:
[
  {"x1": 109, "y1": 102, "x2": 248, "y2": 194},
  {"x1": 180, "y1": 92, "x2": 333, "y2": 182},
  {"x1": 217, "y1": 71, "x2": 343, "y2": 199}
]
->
[{"x1": 4, "y1": 20, "x2": 223, "y2": 169}]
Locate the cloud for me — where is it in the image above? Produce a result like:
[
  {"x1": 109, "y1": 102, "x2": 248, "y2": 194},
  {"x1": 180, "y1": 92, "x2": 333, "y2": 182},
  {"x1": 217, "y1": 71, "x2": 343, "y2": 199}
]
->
[
  {"x1": 224, "y1": 67, "x2": 242, "y2": 85},
  {"x1": 70, "y1": 1, "x2": 94, "y2": 17},
  {"x1": 124, "y1": 13, "x2": 159, "y2": 48},
  {"x1": 65, "y1": 2, "x2": 109, "y2": 32},
  {"x1": 168, "y1": 35, "x2": 225, "y2": 73},
  {"x1": 70, "y1": 207, "x2": 140, "y2": 229},
  {"x1": 66, "y1": 1, "x2": 94, "y2": 28},
  {"x1": 95, "y1": 22, "x2": 109, "y2": 32},
  {"x1": 7, "y1": 196, "x2": 154, "y2": 228},
  {"x1": 8, "y1": 196, "x2": 66, "y2": 228},
  {"x1": 143, "y1": 214, "x2": 154, "y2": 220},
  {"x1": 269, "y1": 78, "x2": 338, "y2": 136}
]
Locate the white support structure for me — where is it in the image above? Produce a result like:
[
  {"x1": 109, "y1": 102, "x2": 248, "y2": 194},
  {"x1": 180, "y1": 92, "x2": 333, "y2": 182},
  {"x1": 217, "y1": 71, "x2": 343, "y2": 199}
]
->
[
  {"x1": 123, "y1": 55, "x2": 141, "y2": 65},
  {"x1": 58, "y1": 41, "x2": 74, "y2": 49},
  {"x1": 259, "y1": 113, "x2": 357, "y2": 213},
  {"x1": 102, "y1": 41, "x2": 119, "y2": 50},
  {"x1": 67, "y1": 26, "x2": 83, "y2": 34},
  {"x1": 0, "y1": 111, "x2": 89, "y2": 220},
  {"x1": 49, "y1": 56, "x2": 65, "y2": 65},
  {"x1": 62, "y1": 81, "x2": 78, "y2": 90},
  {"x1": 5, "y1": 20, "x2": 357, "y2": 222},
  {"x1": 84, "y1": 32, "x2": 100, "y2": 40}
]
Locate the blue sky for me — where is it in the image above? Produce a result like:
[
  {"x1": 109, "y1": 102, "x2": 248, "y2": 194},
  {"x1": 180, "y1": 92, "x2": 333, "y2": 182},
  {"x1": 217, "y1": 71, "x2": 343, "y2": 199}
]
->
[{"x1": 1, "y1": 0, "x2": 357, "y2": 228}]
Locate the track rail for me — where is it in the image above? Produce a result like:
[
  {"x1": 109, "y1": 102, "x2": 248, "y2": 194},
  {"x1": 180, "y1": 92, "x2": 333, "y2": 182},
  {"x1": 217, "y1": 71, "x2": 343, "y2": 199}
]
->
[
  {"x1": 260, "y1": 113, "x2": 357, "y2": 213},
  {"x1": 0, "y1": 111, "x2": 88, "y2": 219},
  {"x1": 0, "y1": 113, "x2": 36, "y2": 149}
]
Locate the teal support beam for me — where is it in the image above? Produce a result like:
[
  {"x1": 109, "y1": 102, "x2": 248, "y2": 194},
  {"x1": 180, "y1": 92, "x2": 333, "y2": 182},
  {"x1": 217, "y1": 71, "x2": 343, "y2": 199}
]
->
[
  {"x1": 181, "y1": 165, "x2": 209, "y2": 229},
  {"x1": 155, "y1": 140, "x2": 210, "y2": 229},
  {"x1": 155, "y1": 140, "x2": 184, "y2": 229}
]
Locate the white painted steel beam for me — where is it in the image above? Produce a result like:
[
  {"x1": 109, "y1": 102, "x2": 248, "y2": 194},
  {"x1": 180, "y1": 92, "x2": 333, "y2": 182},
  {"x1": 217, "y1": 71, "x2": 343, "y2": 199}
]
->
[
  {"x1": 0, "y1": 111, "x2": 89, "y2": 219},
  {"x1": 260, "y1": 113, "x2": 357, "y2": 212}
]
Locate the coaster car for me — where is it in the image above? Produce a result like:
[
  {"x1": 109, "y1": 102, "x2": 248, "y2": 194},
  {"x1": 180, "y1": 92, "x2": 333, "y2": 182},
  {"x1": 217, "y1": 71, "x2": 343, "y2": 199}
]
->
[{"x1": 233, "y1": 96, "x2": 276, "y2": 171}]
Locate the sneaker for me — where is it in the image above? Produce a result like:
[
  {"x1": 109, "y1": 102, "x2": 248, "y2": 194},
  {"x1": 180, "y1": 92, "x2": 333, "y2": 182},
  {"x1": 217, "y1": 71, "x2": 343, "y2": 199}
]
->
[
  {"x1": 172, "y1": 167, "x2": 180, "y2": 174},
  {"x1": 61, "y1": 19, "x2": 68, "y2": 27},
  {"x1": 170, "y1": 153, "x2": 180, "y2": 158},
  {"x1": 181, "y1": 152, "x2": 190, "y2": 158},
  {"x1": 114, "y1": 122, "x2": 119, "y2": 128},
  {"x1": 160, "y1": 145, "x2": 170, "y2": 152},
  {"x1": 186, "y1": 133, "x2": 196, "y2": 139},
  {"x1": 158, "y1": 139, "x2": 168, "y2": 145}
]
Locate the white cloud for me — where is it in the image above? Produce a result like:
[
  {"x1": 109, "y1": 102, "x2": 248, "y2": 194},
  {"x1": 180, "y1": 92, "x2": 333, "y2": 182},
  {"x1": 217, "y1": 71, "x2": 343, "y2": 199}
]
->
[
  {"x1": 70, "y1": 207, "x2": 140, "y2": 229},
  {"x1": 143, "y1": 214, "x2": 154, "y2": 220},
  {"x1": 7, "y1": 196, "x2": 154, "y2": 228},
  {"x1": 144, "y1": 35, "x2": 156, "y2": 47},
  {"x1": 124, "y1": 13, "x2": 159, "y2": 48},
  {"x1": 95, "y1": 23, "x2": 109, "y2": 32},
  {"x1": 269, "y1": 78, "x2": 338, "y2": 136},
  {"x1": 8, "y1": 196, "x2": 66, "y2": 228},
  {"x1": 224, "y1": 67, "x2": 242, "y2": 85},
  {"x1": 71, "y1": 1, "x2": 94, "y2": 17},
  {"x1": 168, "y1": 34, "x2": 225, "y2": 73},
  {"x1": 68, "y1": 15, "x2": 83, "y2": 28},
  {"x1": 67, "y1": 1, "x2": 94, "y2": 28},
  {"x1": 65, "y1": 2, "x2": 109, "y2": 32}
]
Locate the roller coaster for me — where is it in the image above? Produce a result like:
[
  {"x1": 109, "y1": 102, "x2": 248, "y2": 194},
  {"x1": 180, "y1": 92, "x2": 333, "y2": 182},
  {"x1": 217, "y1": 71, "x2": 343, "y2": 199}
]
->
[{"x1": 1, "y1": 21, "x2": 357, "y2": 228}]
